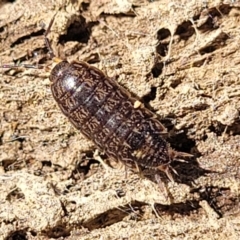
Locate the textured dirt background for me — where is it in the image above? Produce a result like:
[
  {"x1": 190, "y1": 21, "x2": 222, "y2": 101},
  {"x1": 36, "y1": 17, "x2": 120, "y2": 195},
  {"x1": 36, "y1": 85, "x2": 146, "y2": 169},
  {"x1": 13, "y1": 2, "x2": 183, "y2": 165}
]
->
[{"x1": 0, "y1": 0, "x2": 240, "y2": 239}]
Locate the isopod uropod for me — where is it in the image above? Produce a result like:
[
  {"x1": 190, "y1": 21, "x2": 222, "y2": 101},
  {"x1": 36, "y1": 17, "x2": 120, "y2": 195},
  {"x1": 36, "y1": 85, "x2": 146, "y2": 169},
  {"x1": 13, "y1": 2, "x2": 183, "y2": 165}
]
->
[{"x1": 2, "y1": 15, "x2": 191, "y2": 181}]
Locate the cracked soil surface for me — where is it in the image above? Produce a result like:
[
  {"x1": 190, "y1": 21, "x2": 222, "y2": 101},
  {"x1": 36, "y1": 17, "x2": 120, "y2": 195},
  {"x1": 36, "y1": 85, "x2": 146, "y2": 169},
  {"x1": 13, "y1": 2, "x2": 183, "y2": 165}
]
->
[{"x1": 0, "y1": 0, "x2": 240, "y2": 239}]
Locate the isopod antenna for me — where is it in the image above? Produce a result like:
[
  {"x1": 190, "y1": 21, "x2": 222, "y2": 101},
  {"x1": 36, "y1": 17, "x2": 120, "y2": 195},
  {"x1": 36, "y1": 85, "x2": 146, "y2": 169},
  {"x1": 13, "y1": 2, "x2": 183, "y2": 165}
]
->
[
  {"x1": 43, "y1": 12, "x2": 57, "y2": 59},
  {"x1": 1, "y1": 13, "x2": 58, "y2": 70}
]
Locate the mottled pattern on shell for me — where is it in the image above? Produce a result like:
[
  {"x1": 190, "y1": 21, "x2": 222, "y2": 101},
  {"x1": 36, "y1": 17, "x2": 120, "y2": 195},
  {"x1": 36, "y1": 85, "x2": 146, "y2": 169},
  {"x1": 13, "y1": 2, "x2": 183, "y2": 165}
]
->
[{"x1": 50, "y1": 60, "x2": 171, "y2": 169}]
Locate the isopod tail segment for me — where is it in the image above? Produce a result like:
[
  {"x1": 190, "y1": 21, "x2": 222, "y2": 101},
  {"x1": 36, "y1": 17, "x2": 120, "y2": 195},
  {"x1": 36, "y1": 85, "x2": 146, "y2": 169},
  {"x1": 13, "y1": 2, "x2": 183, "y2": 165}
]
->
[{"x1": 161, "y1": 148, "x2": 193, "y2": 182}]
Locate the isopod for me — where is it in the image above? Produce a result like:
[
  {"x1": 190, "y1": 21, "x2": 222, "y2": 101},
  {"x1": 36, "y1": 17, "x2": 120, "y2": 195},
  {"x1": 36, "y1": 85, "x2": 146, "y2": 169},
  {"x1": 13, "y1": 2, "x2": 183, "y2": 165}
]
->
[{"x1": 2, "y1": 15, "x2": 191, "y2": 181}]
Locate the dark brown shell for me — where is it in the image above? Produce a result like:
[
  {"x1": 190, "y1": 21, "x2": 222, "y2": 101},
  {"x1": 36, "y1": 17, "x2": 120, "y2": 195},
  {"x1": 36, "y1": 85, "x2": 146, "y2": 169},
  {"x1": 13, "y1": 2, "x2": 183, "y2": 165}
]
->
[{"x1": 50, "y1": 60, "x2": 173, "y2": 171}]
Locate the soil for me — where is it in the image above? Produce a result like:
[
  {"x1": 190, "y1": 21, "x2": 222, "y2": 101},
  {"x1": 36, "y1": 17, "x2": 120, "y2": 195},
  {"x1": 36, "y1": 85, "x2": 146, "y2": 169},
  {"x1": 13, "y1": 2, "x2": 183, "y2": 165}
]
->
[{"x1": 0, "y1": 0, "x2": 240, "y2": 239}]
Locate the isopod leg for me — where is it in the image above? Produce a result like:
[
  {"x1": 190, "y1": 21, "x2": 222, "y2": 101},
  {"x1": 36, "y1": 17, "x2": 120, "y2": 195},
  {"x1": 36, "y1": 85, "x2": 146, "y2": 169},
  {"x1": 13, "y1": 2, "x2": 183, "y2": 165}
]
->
[
  {"x1": 93, "y1": 149, "x2": 112, "y2": 172},
  {"x1": 157, "y1": 165, "x2": 174, "y2": 182},
  {"x1": 154, "y1": 173, "x2": 174, "y2": 203},
  {"x1": 134, "y1": 161, "x2": 145, "y2": 179},
  {"x1": 151, "y1": 203, "x2": 161, "y2": 219}
]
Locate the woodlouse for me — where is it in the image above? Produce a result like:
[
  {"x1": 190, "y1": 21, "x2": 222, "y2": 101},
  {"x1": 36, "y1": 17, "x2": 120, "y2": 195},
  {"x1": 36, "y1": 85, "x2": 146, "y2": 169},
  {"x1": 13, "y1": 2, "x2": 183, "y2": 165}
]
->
[{"x1": 2, "y1": 15, "x2": 191, "y2": 181}]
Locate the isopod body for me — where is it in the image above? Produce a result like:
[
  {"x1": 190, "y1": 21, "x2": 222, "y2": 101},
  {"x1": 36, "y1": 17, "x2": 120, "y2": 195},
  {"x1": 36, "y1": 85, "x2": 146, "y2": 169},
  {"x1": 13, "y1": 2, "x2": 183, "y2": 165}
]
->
[
  {"x1": 0, "y1": 14, "x2": 190, "y2": 180},
  {"x1": 50, "y1": 60, "x2": 176, "y2": 175}
]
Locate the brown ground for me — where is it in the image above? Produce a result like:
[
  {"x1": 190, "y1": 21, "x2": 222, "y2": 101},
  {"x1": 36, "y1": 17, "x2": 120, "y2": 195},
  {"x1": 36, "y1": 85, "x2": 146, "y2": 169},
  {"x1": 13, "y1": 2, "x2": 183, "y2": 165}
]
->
[{"x1": 0, "y1": 0, "x2": 240, "y2": 239}]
